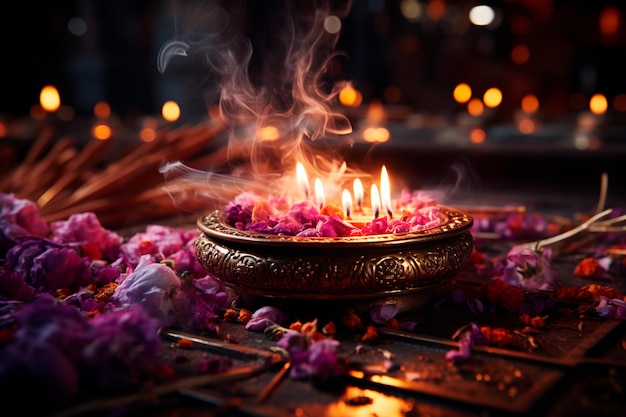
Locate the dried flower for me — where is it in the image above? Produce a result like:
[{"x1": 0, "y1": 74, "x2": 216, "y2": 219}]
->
[
  {"x1": 573, "y1": 257, "x2": 607, "y2": 278},
  {"x1": 519, "y1": 314, "x2": 546, "y2": 328},
  {"x1": 276, "y1": 330, "x2": 341, "y2": 380},
  {"x1": 244, "y1": 306, "x2": 288, "y2": 332},
  {"x1": 4, "y1": 237, "x2": 92, "y2": 294},
  {"x1": 480, "y1": 326, "x2": 514, "y2": 347},
  {"x1": 177, "y1": 338, "x2": 194, "y2": 349},
  {"x1": 50, "y1": 212, "x2": 123, "y2": 262},
  {"x1": 482, "y1": 278, "x2": 525, "y2": 312},
  {"x1": 341, "y1": 310, "x2": 362, "y2": 330},
  {"x1": 446, "y1": 323, "x2": 487, "y2": 365},
  {"x1": 223, "y1": 308, "x2": 238, "y2": 322},
  {"x1": 238, "y1": 308, "x2": 252, "y2": 324},
  {"x1": 494, "y1": 246, "x2": 558, "y2": 291},
  {"x1": 595, "y1": 296, "x2": 626, "y2": 319},
  {"x1": 0, "y1": 193, "x2": 49, "y2": 256},
  {"x1": 360, "y1": 325, "x2": 379, "y2": 342},
  {"x1": 322, "y1": 321, "x2": 336, "y2": 336},
  {"x1": 370, "y1": 303, "x2": 399, "y2": 325}
]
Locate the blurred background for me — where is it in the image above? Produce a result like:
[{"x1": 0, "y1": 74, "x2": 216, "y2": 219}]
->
[{"x1": 2, "y1": 0, "x2": 626, "y2": 225}]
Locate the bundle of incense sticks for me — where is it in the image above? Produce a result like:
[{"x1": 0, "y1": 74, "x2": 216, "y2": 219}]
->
[{"x1": 1, "y1": 122, "x2": 231, "y2": 229}]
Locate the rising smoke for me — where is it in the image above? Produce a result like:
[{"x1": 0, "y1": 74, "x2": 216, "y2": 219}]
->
[{"x1": 158, "y1": 0, "x2": 361, "y2": 211}]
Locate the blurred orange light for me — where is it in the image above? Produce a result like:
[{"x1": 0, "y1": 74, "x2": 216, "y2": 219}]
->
[
  {"x1": 162, "y1": 100, "x2": 181, "y2": 122},
  {"x1": 599, "y1": 6, "x2": 620, "y2": 37},
  {"x1": 427, "y1": 0, "x2": 446, "y2": 21},
  {"x1": 469, "y1": 128, "x2": 486, "y2": 144},
  {"x1": 0, "y1": 122, "x2": 6, "y2": 137},
  {"x1": 589, "y1": 93, "x2": 608, "y2": 115},
  {"x1": 453, "y1": 83, "x2": 472, "y2": 103},
  {"x1": 521, "y1": 94, "x2": 539, "y2": 113},
  {"x1": 363, "y1": 127, "x2": 390, "y2": 143},
  {"x1": 339, "y1": 85, "x2": 362, "y2": 107},
  {"x1": 517, "y1": 118, "x2": 537, "y2": 134},
  {"x1": 511, "y1": 45, "x2": 530, "y2": 64},
  {"x1": 483, "y1": 88, "x2": 502, "y2": 108},
  {"x1": 91, "y1": 123, "x2": 112, "y2": 140},
  {"x1": 40, "y1": 85, "x2": 61, "y2": 112},
  {"x1": 139, "y1": 127, "x2": 157, "y2": 143},
  {"x1": 258, "y1": 125, "x2": 280, "y2": 141},
  {"x1": 94, "y1": 101, "x2": 111, "y2": 118},
  {"x1": 467, "y1": 98, "x2": 484, "y2": 116},
  {"x1": 366, "y1": 100, "x2": 387, "y2": 124}
]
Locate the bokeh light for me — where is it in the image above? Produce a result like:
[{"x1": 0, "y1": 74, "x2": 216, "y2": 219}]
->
[
  {"x1": 469, "y1": 5, "x2": 495, "y2": 26},
  {"x1": 162, "y1": 100, "x2": 180, "y2": 122},
  {"x1": 453, "y1": 83, "x2": 472, "y2": 103},
  {"x1": 39, "y1": 85, "x2": 61, "y2": 112}
]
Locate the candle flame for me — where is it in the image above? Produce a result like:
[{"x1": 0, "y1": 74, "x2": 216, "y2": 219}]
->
[
  {"x1": 353, "y1": 178, "x2": 363, "y2": 210},
  {"x1": 342, "y1": 189, "x2": 352, "y2": 218},
  {"x1": 296, "y1": 162, "x2": 311, "y2": 200},
  {"x1": 371, "y1": 184, "x2": 381, "y2": 219},
  {"x1": 380, "y1": 165, "x2": 392, "y2": 217},
  {"x1": 314, "y1": 178, "x2": 325, "y2": 208}
]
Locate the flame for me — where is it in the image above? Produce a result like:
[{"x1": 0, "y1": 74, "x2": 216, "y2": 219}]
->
[
  {"x1": 380, "y1": 165, "x2": 392, "y2": 217},
  {"x1": 314, "y1": 178, "x2": 325, "y2": 208},
  {"x1": 296, "y1": 161, "x2": 311, "y2": 200},
  {"x1": 353, "y1": 178, "x2": 363, "y2": 210},
  {"x1": 342, "y1": 189, "x2": 352, "y2": 217}
]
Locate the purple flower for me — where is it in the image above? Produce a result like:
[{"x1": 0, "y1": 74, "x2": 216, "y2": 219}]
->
[
  {"x1": 277, "y1": 331, "x2": 341, "y2": 380},
  {"x1": 0, "y1": 193, "x2": 49, "y2": 256},
  {"x1": 0, "y1": 265, "x2": 35, "y2": 301},
  {"x1": 362, "y1": 217, "x2": 389, "y2": 235},
  {"x1": 120, "y1": 225, "x2": 198, "y2": 267},
  {"x1": 172, "y1": 244, "x2": 208, "y2": 278},
  {"x1": 173, "y1": 275, "x2": 230, "y2": 332},
  {"x1": 595, "y1": 296, "x2": 626, "y2": 319},
  {"x1": 4, "y1": 237, "x2": 91, "y2": 293},
  {"x1": 494, "y1": 246, "x2": 558, "y2": 291},
  {"x1": 446, "y1": 323, "x2": 487, "y2": 365},
  {"x1": 315, "y1": 215, "x2": 358, "y2": 237},
  {"x1": 111, "y1": 255, "x2": 181, "y2": 327},
  {"x1": 370, "y1": 303, "x2": 399, "y2": 324},
  {"x1": 50, "y1": 212, "x2": 123, "y2": 261},
  {"x1": 0, "y1": 335, "x2": 79, "y2": 413},
  {"x1": 286, "y1": 201, "x2": 321, "y2": 227},
  {"x1": 81, "y1": 305, "x2": 162, "y2": 390},
  {"x1": 245, "y1": 305, "x2": 288, "y2": 332},
  {"x1": 90, "y1": 259, "x2": 122, "y2": 285}
]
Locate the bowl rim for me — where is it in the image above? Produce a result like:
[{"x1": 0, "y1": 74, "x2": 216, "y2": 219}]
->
[{"x1": 197, "y1": 205, "x2": 473, "y2": 248}]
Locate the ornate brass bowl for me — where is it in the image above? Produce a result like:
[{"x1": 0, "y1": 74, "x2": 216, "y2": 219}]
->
[{"x1": 195, "y1": 206, "x2": 473, "y2": 313}]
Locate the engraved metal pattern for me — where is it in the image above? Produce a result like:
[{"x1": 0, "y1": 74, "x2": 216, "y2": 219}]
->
[{"x1": 195, "y1": 207, "x2": 474, "y2": 300}]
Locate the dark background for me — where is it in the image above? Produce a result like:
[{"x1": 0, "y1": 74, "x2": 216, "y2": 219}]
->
[{"x1": 2, "y1": 0, "x2": 626, "y2": 122}]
